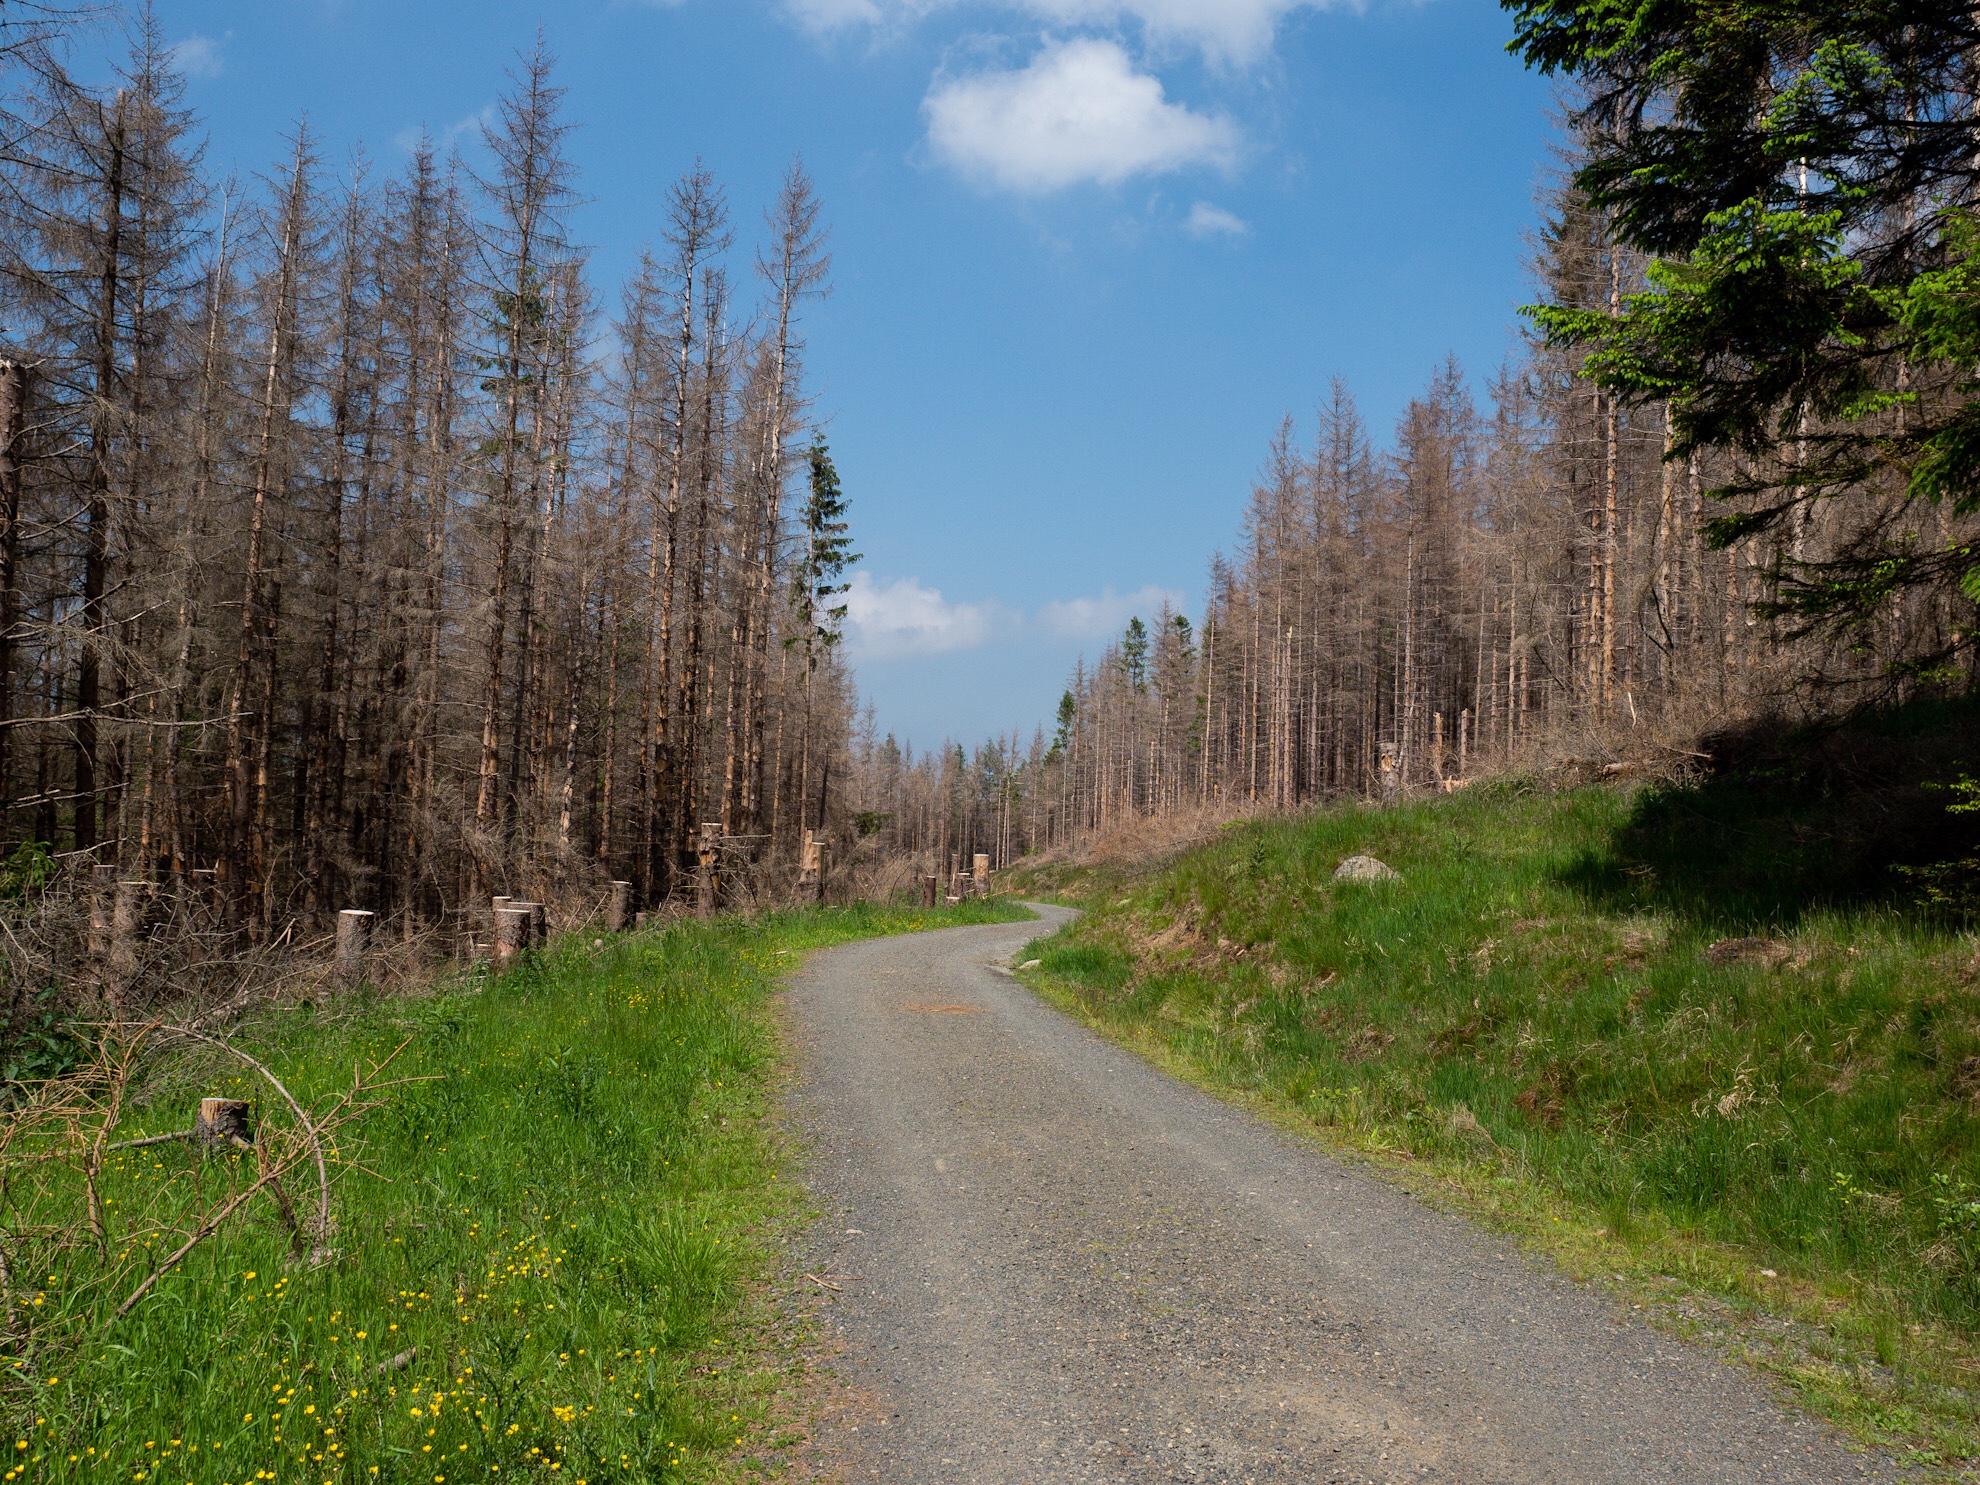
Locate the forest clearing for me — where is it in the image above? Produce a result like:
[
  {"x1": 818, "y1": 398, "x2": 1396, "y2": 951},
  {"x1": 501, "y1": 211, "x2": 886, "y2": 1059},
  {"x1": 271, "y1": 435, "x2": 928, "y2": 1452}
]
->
[{"x1": 1, "y1": 0, "x2": 1980, "y2": 1481}]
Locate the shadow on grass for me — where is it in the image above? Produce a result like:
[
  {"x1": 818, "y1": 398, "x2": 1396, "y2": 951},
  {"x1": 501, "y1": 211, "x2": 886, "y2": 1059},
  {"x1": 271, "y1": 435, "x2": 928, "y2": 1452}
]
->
[{"x1": 1559, "y1": 692, "x2": 1980, "y2": 932}]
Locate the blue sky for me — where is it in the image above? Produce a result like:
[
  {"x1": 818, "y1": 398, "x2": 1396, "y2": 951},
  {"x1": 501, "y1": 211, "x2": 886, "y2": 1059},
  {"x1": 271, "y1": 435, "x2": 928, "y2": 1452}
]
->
[{"x1": 147, "y1": 0, "x2": 1557, "y2": 752}]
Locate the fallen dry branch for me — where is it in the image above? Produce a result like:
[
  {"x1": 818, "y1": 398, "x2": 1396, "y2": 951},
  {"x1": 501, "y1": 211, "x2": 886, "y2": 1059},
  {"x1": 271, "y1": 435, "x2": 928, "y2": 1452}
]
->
[
  {"x1": 105, "y1": 1036, "x2": 419, "y2": 1311},
  {"x1": 111, "y1": 1152, "x2": 308, "y2": 1319},
  {"x1": 149, "y1": 1024, "x2": 338, "y2": 1243},
  {"x1": 0, "y1": 1019, "x2": 426, "y2": 1354}
]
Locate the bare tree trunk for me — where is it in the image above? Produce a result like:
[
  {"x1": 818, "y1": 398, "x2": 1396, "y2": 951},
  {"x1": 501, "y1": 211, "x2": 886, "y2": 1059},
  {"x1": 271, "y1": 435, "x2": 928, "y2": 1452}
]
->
[
  {"x1": 304, "y1": 185, "x2": 366, "y2": 921},
  {"x1": 77, "y1": 97, "x2": 127, "y2": 857},
  {"x1": 223, "y1": 135, "x2": 310, "y2": 930},
  {"x1": 1600, "y1": 245, "x2": 1621, "y2": 716},
  {"x1": 0, "y1": 360, "x2": 29, "y2": 812},
  {"x1": 596, "y1": 565, "x2": 621, "y2": 864},
  {"x1": 674, "y1": 278, "x2": 724, "y2": 862}
]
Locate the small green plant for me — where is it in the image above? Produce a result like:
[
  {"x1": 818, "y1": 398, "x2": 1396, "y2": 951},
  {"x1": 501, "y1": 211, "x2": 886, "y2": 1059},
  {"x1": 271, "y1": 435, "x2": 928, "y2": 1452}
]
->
[
  {"x1": 1894, "y1": 773, "x2": 1980, "y2": 917},
  {"x1": 1931, "y1": 1173, "x2": 1980, "y2": 1294},
  {"x1": 0, "y1": 985, "x2": 82, "y2": 1085},
  {"x1": 0, "y1": 840, "x2": 54, "y2": 901},
  {"x1": 1602, "y1": 1189, "x2": 1639, "y2": 1246}
]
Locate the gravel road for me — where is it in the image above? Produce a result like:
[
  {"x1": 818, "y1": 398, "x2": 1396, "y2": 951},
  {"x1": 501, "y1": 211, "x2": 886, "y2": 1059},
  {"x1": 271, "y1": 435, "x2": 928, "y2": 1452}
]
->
[{"x1": 784, "y1": 905, "x2": 1910, "y2": 1484}]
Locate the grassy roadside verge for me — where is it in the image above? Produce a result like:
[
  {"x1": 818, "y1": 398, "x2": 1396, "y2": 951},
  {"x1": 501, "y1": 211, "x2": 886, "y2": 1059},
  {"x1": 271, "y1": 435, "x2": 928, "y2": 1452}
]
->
[
  {"x1": 1008, "y1": 780, "x2": 1980, "y2": 1476},
  {"x1": 11, "y1": 898, "x2": 1026, "y2": 1485}
]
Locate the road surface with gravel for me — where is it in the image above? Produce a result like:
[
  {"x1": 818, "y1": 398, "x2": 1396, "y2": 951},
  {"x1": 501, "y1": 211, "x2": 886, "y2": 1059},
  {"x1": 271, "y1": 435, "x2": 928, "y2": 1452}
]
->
[{"x1": 783, "y1": 904, "x2": 1907, "y2": 1484}]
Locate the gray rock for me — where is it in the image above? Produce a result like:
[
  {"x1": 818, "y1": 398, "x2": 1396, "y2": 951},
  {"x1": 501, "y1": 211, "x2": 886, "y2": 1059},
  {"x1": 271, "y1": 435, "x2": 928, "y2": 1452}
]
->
[{"x1": 1334, "y1": 854, "x2": 1400, "y2": 883}]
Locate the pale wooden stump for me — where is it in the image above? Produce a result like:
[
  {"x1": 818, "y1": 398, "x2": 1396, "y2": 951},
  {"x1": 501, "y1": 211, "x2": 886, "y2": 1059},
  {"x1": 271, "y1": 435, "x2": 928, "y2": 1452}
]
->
[{"x1": 336, "y1": 909, "x2": 374, "y2": 989}]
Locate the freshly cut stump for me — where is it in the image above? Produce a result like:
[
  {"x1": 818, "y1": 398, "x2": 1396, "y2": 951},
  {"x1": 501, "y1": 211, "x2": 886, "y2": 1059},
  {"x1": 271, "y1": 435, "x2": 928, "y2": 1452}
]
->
[{"x1": 194, "y1": 1098, "x2": 252, "y2": 1149}]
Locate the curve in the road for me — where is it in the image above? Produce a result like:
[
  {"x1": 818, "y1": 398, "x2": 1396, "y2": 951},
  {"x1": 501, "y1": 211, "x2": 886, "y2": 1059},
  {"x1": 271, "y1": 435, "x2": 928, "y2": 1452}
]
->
[{"x1": 785, "y1": 905, "x2": 1909, "y2": 1484}]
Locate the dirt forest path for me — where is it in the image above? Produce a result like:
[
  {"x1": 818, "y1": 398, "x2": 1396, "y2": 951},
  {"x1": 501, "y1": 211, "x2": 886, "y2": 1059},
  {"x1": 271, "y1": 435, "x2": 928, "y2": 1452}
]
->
[{"x1": 784, "y1": 905, "x2": 1910, "y2": 1484}]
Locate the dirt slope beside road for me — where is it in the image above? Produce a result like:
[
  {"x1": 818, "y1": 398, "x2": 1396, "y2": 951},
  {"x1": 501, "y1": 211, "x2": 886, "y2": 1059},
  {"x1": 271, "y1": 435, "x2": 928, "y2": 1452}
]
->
[{"x1": 785, "y1": 906, "x2": 1909, "y2": 1483}]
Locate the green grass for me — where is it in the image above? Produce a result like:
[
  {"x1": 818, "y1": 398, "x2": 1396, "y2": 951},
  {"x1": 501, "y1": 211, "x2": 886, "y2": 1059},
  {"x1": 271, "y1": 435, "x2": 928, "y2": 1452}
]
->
[
  {"x1": 1011, "y1": 776, "x2": 1980, "y2": 1470},
  {"x1": 6, "y1": 897, "x2": 1027, "y2": 1485}
]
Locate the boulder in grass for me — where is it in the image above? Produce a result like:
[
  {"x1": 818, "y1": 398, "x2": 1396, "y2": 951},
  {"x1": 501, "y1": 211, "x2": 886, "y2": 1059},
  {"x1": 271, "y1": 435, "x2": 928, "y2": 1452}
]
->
[{"x1": 1334, "y1": 854, "x2": 1400, "y2": 884}]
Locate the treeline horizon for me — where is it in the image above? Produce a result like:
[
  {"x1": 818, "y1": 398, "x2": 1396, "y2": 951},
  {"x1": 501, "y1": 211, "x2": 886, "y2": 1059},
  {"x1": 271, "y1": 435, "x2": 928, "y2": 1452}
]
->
[
  {"x1": 848, "y1": 189, "x2": 1980, "y2": 868},
  {"x1": 0, "y1": 12, "x2": 864, "y2": 933}
]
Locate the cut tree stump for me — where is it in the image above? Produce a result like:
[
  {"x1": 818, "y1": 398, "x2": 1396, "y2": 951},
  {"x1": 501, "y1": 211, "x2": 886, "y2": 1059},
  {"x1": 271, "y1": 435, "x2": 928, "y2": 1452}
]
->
[
  {"x1": 195, "y1": 1098, "x2": 253, "y2": 1149},
  {"x1": 88, "y1": 866, "x2": 140, "y2": 1011},
  {"x1": 494, "y1": 906, "x2": 532, "y2": 963},
  {"x1": 799, "y1": 830, "x2": 824, "y2": 903},
  {"x1": 336, "y1": 909, "x2": 374, "y2": 988},
  {"x1": 696, "y1": 823, "x2": 719, "y2": 919},
  {"x1": 607, "y1": 881, "x2": 632, "y2": 933}
]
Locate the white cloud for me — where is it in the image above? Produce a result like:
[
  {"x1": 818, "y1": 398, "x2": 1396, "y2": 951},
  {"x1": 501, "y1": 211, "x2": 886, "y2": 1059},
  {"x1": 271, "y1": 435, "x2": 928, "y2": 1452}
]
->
[
  {"x1": 169, "y1": 33, "x2": 225, "y2": 80},
  {"x1": 1022, "y1": 0, "x2": 1318, "y2": 64},
  {"x1": 1185, "y1": 200, "x2": 1250, "y2": 238},
  {"x1": 925, "y1": 38, "x2": 1237, "y2": 193},
  {"x1": 394, "y1": 104, "x2": 497, "y2": 157},
  {"x1": 843, "y1": 573, "x2": 1013, "y2": 659},
  {"x1": 783, "y1": 0, "x2": 884, "y2": 28},
  {"x1": 789, "y1": 0, "x2": 1326, "y2": 64},
  {"x1": 1038, "y1": 585, "x2": 1183, "y2": 638},
  {"x1": 845, "y1": 573, "x2": 1185, "y2": 659}
]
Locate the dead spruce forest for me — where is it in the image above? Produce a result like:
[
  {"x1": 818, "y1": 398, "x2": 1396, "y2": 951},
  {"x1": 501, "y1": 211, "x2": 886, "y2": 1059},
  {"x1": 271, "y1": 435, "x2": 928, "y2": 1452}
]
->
[
  {"x1": 1, "y1": 12, "x2": 1977, "y2": 982},
  {"x1": 0, "y1": 26, "x2": 865, "y2": 951}
]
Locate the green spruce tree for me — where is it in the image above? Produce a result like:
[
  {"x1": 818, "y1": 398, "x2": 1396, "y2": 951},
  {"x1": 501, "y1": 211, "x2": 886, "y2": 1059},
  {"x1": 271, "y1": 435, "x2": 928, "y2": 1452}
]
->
[
  {"x1": 1505, "y1": 0, "x2": 1980, "y2": 661},
  {"x1": 789, "y1": 434, "x2": 859, "y2": 838}
]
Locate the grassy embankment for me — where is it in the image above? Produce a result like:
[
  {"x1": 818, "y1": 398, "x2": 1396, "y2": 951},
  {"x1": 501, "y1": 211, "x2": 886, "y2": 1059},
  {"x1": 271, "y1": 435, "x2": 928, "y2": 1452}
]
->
[
  {"x1": 1011, "y1": 699, "x2": 1980, "y2": 1471},
  {"x1": 9, "y1": 897, "x2": 1027, "y2": 1485}
]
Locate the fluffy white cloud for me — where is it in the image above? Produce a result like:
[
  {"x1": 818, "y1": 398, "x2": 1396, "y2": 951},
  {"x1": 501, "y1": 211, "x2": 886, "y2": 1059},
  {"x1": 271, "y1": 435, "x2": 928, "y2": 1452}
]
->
[
  {"x1": 790, "y1": 0, "x2": 1324, "y2": 64},
  {"x1": 169, "y1": 33, "x2": 224, "y2": 80},
  {"x1": 1185, "y1": 200, "x2": 1249, "y2": 238},
  {"x1": 925, "y1": 38, "x2": 1237, "y2": 193},
  {"x1": 1037, "y1": 585, "x2": 1183, "y2": 638},
  {"x1": 845, "y1": 573, "x2": 1186, "y2": 658},
  {"x1": 1021, "y1": 0, "x2": 1317, "y2": 64},
  {"x1": 843, "y1": 573, "x2": 1014, "y2": 659}
]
